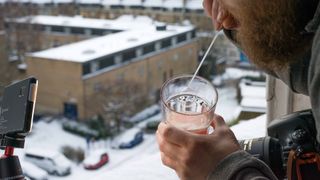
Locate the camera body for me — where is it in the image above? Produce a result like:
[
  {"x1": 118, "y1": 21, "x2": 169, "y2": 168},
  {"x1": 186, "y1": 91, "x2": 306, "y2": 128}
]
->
[
  {"x1": 239, "y1": 110, "x2": 320, "y2": 180},
  {"x1": 0, "y1": 77, "x2": 38, "y2": 180}
]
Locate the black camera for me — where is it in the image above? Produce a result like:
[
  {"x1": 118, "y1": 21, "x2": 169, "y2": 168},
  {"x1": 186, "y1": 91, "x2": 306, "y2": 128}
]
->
[
  {"x1": 0, "y1": 77, "x2": 38, "y2": 180},
  {"x1": 239, "y1": 110, "x2": 320, "y2": 180}
]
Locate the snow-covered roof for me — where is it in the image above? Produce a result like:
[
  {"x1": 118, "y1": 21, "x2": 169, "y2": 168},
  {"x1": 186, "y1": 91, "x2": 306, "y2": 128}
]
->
[
  {"x1": 78, "y1": 0, "x2": 102, "y2": 4},
  {"x1": 163, "y1": 0, "x2": 184, "y2": 9},
  {"x1": 240, "y1": 83, "x2": 266, "y2": 99},
  {"x1": 143, "y1": 0, "x2": 163, "y2": 7},
  {"x1": 54, "y1": 0, "x2": 73, "y2": 4},
  {"x1": 186, "y1": 0, "x2": 203, "y2": 10},
  {"x1": 102, "y1": 0, "x2": 121, "y2": 6},
  {"x1": 121, "y1": 0, "x2": 142, "y2": 6},
  {"x1": 0, "y1": 0, "x2": 205, "y2": 11},
  {"x1": 240, "y1": 98, "x2": 266, "y2": 113},
  {"x1": 11, "y1": 15, "x2": 138, "y2": 31},
  {"x1": 26, "y1": 15, "x2": 194, "y2": 62}
]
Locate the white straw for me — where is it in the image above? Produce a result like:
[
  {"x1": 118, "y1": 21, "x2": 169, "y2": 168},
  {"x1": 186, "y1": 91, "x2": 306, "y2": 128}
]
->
[{"x1": 188, "y1": 31, "x2": 222, "y2": 87}]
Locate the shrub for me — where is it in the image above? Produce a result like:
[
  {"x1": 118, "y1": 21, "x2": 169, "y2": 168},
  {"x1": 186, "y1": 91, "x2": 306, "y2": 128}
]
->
[
  {"x1": 62, "y1": 120, "x2": 99, "y2": 139},
  {"x1": 61, "y1": 146, "x2": 85, "y2": 164}
]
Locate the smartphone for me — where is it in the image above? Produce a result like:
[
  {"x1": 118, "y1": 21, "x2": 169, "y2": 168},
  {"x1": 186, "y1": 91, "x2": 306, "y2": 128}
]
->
[{"x1": 0, "y1": 77, "x2": 38, "y2": 135}]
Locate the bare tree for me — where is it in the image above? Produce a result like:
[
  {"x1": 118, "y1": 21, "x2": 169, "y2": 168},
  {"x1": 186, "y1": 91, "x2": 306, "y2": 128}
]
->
[{"x1": 87, "y1": 79, "x2": 149, "y2": 135}]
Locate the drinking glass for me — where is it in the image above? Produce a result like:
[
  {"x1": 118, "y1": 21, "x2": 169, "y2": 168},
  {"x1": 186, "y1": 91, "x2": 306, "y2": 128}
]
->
[{"x1": 160, "y1": 75, "x2": 218, "y2": 134}]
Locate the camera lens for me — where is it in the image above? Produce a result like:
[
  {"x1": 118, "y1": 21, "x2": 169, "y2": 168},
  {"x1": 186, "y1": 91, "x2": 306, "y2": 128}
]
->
[{"x1": 238, "y1": 137, "x2": 284, "y2": 179}]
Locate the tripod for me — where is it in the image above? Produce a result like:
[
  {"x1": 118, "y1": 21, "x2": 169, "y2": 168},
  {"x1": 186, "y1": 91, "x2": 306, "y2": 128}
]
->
[{"x1": 0, "y1": 136, "x2": 26, "y2": 180}]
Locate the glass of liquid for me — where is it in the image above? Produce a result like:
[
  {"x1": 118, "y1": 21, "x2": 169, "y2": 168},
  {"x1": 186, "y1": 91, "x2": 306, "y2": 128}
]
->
[{"x1": 160, "y1": 75, "x2": 218, "y2": 134}]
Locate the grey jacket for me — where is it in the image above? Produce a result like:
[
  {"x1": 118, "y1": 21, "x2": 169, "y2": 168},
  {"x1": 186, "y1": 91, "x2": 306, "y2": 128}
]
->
[{"x1": 208, "y1": 3, "x2": 320, "y2": 180}]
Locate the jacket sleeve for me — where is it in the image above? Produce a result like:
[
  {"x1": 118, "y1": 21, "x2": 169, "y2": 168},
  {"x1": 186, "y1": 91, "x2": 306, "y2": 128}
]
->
[{"x1": 207, "y1": 150, "x2": 278, "y2": 180}]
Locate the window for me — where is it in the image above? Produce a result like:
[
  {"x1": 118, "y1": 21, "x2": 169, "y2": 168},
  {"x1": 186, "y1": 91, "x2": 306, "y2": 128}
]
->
[
  {"x1": 177, "y1": 33, "x2": 187, "y2": 43},
  {"x1": 191, "y1": 30, "x2": 196, "y2": 39},
  {"x1": 161, "y1": 38, "x2": 171, "y2": 49},
  {"x1": 51, "y1": 25, "x2": 64, "y2": 33},
  {"x1": 85, "y1": 29, "x2": 91, "y2": 36},
  {"x1": 91, "y1": 61, "x2": 99, "y2": 72},
  {"x1": 91, "y1": 28, "x2": 105, "y2": 36},
  {"x1": 123, "y1": 50, "x2": 136, "y2": 62},
  {"x1": 71, "y1": 27, "x2": 85, "y2": 35},
  {"x1": 83, "y1": 63, "x2": 91, "y2": 75},
  {"x1": 99, "y1": 56, "x2": 115, "y2": 69},
  {"x1": 115, "y1": 55, "x2": 122, "y2": 64},
  {"x1": 143, "y1": 43, "x2": 155, "y2": 55}
]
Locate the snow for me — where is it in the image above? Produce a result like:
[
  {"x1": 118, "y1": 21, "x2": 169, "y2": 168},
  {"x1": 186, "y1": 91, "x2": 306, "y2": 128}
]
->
[
  {"x1": 115, "y1": 127, "x2": 141, "y2": 144},
  {"x1": 224, "y1": 68, "x2": 263, "y2": 80},
  {"x1": 240, "y1": 82, "x2": 266, "y2": 99},
  {"x1": 121, "y1": 0, "x2": 142, "y2": 6},
  {"x1": 127, "y1": 104, "x2": 160, "y2": 123},
  {"x1": 215, "y1": 87, "x2": 241, "y2": 123},
  {"x1": 79, "y1": 0, "x2": 102, "y2": 4},
  {"x1": 54, "y1": 0, "x2": 73, "y2": 4},
  {"x1": 239, "y1": 80, "x2": 267, "y2": 113},
  {"x1": 3, "y1": 107, "x2": 267, "y2": 180},
  {"x1": 143, "y1": 0, "x2": 163, "y2": 7},
  {"x1": 231, "y1": 114, "x2": 267, "y2": 139},
  {"x1": 240, "y1": 98, "x2": 266, "y2": 112},
  {"x1": 21, "y1": 161, "x2": 49, "y2": 180},
  {"x1": 102, "y1": 0, "x2": 121, "y2": 6},
  {"x1": 163, "y1": 0, "x2": 184, "y2": 9},
  {"x1": 186, "y1": 0, "x2": 203, "y2": 10},
  {"x1": 83, "y1": 149, "x2": 106, "y2": 165},
  {"x1": 24, "y1": 15, "x2": 194, "y2": 62}
]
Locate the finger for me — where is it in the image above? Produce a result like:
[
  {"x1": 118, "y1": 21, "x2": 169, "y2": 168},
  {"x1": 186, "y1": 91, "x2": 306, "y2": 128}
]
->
[
  {"x1": 211, "y1": 114, "x2": 226, "y2": 129},
  {"x1": 203, "y1": 0, "x2": 213, "y2": 17},
  {"x1": 212, "y1": 0, "x2": 219, "y2": 21},
  {"x1": 160, "y1": 152, "x2": 177, "y2": 170},
  {"x1": 156, "y1": 131, "x2": 182, "y2": 160},
  {"x1": 158, "y1": 122, "x2": 190, "y2": 146}
]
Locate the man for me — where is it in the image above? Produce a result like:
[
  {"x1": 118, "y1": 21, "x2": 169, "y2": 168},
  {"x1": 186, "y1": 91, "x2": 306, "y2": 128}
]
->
[{"x1": 157, "y1": 0, "x2": 320, "y2": 179}]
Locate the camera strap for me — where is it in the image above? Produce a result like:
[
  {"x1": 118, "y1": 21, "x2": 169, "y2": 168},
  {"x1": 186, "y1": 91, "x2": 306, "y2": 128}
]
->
[{"x1": 287, "y1": 150, "x2": 320, "y2": 180}]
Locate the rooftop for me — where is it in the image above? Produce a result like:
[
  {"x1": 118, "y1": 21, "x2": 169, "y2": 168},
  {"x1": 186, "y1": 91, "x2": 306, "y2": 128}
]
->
[
  {"x1": 0, "y1": 0, "x2": 204, "y2": 10},
  {"x1": 11, "y1": 15, "x2": 154, "y2": 31},
  {"x1": 26, "y1": 15, "x2": 194, "y2": 62}
]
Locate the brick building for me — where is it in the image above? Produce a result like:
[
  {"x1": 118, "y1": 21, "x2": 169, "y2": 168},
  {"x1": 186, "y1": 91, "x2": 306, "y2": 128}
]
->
[{"x1": 25, "y1": 15, "x2": 198, "y2": 120}]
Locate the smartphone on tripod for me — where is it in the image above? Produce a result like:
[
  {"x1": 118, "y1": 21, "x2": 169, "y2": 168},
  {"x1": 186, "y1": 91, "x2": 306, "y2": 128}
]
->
[{"x1": 0, "y1": 77, "x2": 38, "y2": 180}]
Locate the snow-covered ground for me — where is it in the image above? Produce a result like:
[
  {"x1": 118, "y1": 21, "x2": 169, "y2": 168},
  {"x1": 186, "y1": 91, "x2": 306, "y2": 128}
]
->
[
  {"x1": 0, "y1": 83, "x2": 266, "y2": 180},
  {"x1": 0, "y1": 112, "x2": 267, "y2": 180}
]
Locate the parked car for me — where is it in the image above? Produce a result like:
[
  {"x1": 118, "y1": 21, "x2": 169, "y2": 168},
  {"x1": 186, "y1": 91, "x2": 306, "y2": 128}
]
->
[
  {"x1": 83, "y1": 150, "x2": 109, "y2": 170},
  {"x1": 24, "y1": 148, "x2": 72, "y2": 176},
  {"x1": 145, "y1": 120, "x2": 161, "y2": 133},
  {"x1": 119, "y1": 131, "x2": 144, "y2": 149},
  {"x1": 21, "y1": 161, "x2": 49, "y2": 180}
]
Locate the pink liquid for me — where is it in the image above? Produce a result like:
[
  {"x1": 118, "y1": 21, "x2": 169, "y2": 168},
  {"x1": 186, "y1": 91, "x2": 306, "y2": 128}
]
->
[
  {"x1": 189, "y1": 128, "x2": 209, "y2": 135},
  {"x1": 165, "y1": 94, "x2": 214, "y2": 133}
]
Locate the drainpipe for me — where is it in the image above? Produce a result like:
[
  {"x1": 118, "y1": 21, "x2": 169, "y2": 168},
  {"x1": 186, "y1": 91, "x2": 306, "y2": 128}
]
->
[{"x1": 266, "y1": 75, "x2": 276, "y2": 124}]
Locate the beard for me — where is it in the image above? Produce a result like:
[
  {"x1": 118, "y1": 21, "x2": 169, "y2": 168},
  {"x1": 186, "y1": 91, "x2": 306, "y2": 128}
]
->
[{"x1": 226, "y1": 0, "x2": 316, "y2": 72}]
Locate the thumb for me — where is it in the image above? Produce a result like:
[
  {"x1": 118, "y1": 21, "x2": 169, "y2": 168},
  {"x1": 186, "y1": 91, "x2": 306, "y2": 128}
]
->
[
  {"x1": 158, "y1": 122, "x2": 190, "y2": 146},
  {"x1": 210, "y1": 114, "x2": 226, "y2": 129}
]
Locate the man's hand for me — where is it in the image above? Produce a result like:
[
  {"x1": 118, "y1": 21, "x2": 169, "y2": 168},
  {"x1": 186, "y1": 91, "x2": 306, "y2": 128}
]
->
[
  {"x1": 203, "y1": 0, "x2": 239, "y2": 30},
  {"x1": 157, "y1": 115, "x2": 240, "y2": 180}
]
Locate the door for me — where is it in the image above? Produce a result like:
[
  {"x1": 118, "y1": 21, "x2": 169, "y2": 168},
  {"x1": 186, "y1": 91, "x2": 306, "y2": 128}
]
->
[{"x1": 64, "y1": 103, "x2": 78, "y2": 120}]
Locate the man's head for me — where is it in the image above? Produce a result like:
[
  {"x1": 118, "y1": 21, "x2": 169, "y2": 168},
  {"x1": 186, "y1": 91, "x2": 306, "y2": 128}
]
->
[{"x1": 217, "y1": 0, "x2": 318, "y2": 71}]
